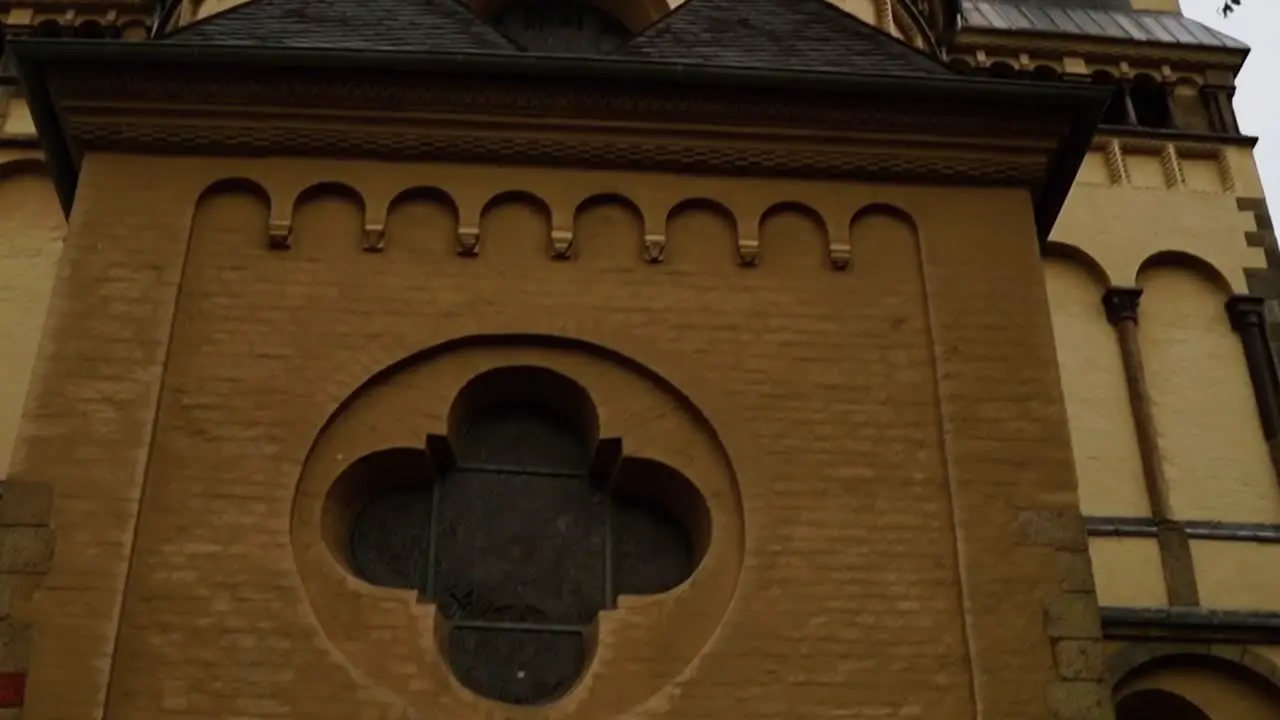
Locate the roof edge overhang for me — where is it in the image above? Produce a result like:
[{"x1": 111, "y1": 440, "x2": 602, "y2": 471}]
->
[
  {"x1": 950, "y1": 28, "x2": 1251, "y2": 70},
  {"x1": 11, "y1": 37, "x2": 1109, "y2": 242}
]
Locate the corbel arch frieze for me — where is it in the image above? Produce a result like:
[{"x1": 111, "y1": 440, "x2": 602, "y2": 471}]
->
[{"x1": 191, "y1": 169, "x2": 932, "y2": 273}]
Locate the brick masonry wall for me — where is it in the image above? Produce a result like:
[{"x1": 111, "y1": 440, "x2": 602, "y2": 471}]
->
[{"x1": 13, "y1": 153, "x2": 1107, "y2": 720}]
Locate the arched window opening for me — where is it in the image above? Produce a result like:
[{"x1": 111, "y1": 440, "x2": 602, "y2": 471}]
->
[
  {"x1": 340, "y1": 448, "x2": 435, "y2": 591},
  {"x1": 1170, "y1": 81, "x2": 1213, "y2": 133},
  {"x1": 987, "y1": 61, "x2": 1018, "y2": 79},
  {"x1": 492, "y1": 0, "x2": 632, "y2": 55},
  {"x1": 73, "y1": 20, "x2": 107, "y2": 39},
  {"x1": 339, "y1": 366, "x2": 707, "y2": 706},
  {"x1": 1116, "y1": 689, "x2": 1212, "y2": 720},
  {"x1": 1131, "y1": 75, "x2": 1173, "y2": 129},
  {"x1": 1092, "y1": 71, "x2": 1132, "y2": 126},
  {"x1": 34, "y1": 19, "x2": 64, "y2": 38},
  {"x1": 1031, "y1": 65, "x2": 1061, "y2": 83}
]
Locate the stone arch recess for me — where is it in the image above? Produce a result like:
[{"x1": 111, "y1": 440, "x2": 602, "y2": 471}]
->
[
  {"x1": 1137, "y1": 250, "x2": 1234, "y2": 298},
  {"x1": 1045, "y1": 240, "x2": 1112, "y2": 288},
  {"x1": 1107, "y1": 645, "x2": 1280, "y2": 693}
]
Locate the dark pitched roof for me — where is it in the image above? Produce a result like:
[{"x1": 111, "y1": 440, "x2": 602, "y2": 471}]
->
[
  {"x1": 620, "y1": 0, "x2": 952, "y2": 77},
  {"x1": 165, "y1": 0, "x2": 518, "y2": 52},
  {"x1": 961, "y1": 0, "x2": 1247, "y2": 49}
]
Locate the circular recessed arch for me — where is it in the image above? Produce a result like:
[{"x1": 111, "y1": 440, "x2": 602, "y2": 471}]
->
[{"x1": 290, "y1": 334, "x2": 745, "y2": 717}]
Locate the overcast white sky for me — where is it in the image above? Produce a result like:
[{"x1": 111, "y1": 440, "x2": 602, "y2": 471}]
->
[{"x1": 1181, "y1": 0, "x2": 1278, "y2": 200}]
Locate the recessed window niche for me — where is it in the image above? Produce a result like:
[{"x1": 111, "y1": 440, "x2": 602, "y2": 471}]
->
[{"x1": 326, "y1": 364, "x2": 711, "y2": 706}]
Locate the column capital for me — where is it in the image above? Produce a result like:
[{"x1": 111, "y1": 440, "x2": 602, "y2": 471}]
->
[
  {"x1": 1226, "y1": 294, "x2": 1268, "y2": 333},
  {"x1": 1102, "y1": 286, "x2": 1143, "y2": 326}
]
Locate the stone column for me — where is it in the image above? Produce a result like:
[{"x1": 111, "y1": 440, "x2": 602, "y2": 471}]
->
[
  {"x1": 1226, "y1": 294, "x2": 1280, "y2": 477},
  {"x1": 1102, "y1": 287, "x2": 1199, "y2": 606}
]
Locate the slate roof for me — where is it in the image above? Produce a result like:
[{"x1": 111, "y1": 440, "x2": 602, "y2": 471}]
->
[
  {"x1": 163, "y1": 0, "x2": 954, "y2": 79},
  {"x1": 166, "y1": 0, "x2": 518, "y2": 52},
  {"x1": 622, "y1": 0, "x2": 952, "y2": 76},
  {"x1": 961, "y1": 0, "x2": 1248, "y2": 49}
]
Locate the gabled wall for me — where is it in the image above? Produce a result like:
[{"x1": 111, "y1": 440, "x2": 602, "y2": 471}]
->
[{"x1": 12, "y1": 151, "x2": 1103, "y2": 720}]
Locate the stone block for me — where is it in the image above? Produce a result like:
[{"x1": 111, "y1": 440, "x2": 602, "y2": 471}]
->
[
  {"x1": 1045, "y1": 593, "x2": 1102, "y2": 639},
  {"x1": 0, "y1": 484, "x2": 51, "y2": 528},
  {"x1": 0, "y1": 622, "x2": 30, "y2": 673},
  {"x1": 1241, "y1": 649, "x2": 1280, "y2": 683},
  {"x1": 1053, "y1": 640, "x2": 1106, "y2": 681},
  {"x1": 1057, "y1": 551, "x2": 1096, "y2": 593},
  {"x1": 1046, "y1": 680, "x2": 1113, "y2": 720},
  {"x1": 0, "y1": 530, "x2": 53, "y2": 575},
  {"x1": 1016, "y1": 508, "x2": 1087, "y2": 551},
  {"x1": 1209, "y1": 643, "x2": 1245, "y2": 664}
]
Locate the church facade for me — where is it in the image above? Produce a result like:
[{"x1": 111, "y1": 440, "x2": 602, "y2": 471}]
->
[{"x1": 0, "y1": 0, "x2": 1277, "y2": 718}]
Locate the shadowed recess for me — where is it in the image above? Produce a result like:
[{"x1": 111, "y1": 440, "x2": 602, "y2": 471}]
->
[
  {"x1": 611, "y1": 456, "x2": 708, "y2": 597},
  {"x1": 1044, "y1": 240, "x2": 1111, "y2": 289},
  {"x1": 665, "y1": 198, "x2": 737, "y2": 268},
  {"x1": 1137, "y1": 250, "x2": 1233, "y2": 297},
  {"x1": 192, "y1": 178, "x2": 271, "y2": 249},
  {"x1": 573, "y1": 193, "x2": 645, "y2": 265},
  {"x1": 385, "y1": 186, "x2": 459, "y2": 257},
  {"x1": 447, "y1": 365, "x2": 599, "y2": 468},
  {"x1": 338, "y1": 448, "x2": 434, "y2": 590},
  {"x1": 758, "y1": 201, "x2": 828, "y2": 270},
  {"x1": 1115, "y1": 689, "x2": 1211, "y2": 720},
  {"x1": 292, "y1": 182, "x2": 365, "y2": 252},
  {"x1": 478, "y1": 190, "x2": 552, "y2": 261}
]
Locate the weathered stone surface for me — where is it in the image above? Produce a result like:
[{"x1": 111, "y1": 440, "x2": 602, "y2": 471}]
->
[
  {"x1": 1054, "y1": 639, "x2": 1106, "y2": 681},
  {"x1": 0, "y1": 621, "x2": 31, "y2": 672},
  {"x1": 1209, "y1": 643, "x2": 1246, "y2": 664},
  {"x1": 0, "y1": 483, "x2": 52, "y2": 528},
  {"x1": 1016, "y1": 508, "x2": 1088, "y2": 551},
  {"x1": 1057, "y1": 551, "x2": 1096, "y2": 593},
  {"x1": 1045, "y1": 593, "x2": 1102, "y2": 639},
  {"x1": 1047, "y1": 680, "x2": 1113, "y2": 720},
  {"x1": 0, "y1": 529, "x2": 53, "y2": 574}
]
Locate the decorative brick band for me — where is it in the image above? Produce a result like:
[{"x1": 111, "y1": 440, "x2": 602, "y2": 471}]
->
[{"x1": 0, "y1": 479, "x2": 56, "y2": 715}]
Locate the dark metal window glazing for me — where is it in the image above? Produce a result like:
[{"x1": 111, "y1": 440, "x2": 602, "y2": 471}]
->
[{"x1": 347, "y1": 399, "x2": 698, "y2": 706}]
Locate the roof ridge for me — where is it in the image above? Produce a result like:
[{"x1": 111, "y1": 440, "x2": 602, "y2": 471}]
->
[
  {"x1": 163, "y1": 0, "x2": 520, "y2": 52},
  {"x1": 622, "y1": 0, "x2": 952, "y2": 77},
  {"x1": 163, "y1": 0, "x2": 267, "y2": 39}
]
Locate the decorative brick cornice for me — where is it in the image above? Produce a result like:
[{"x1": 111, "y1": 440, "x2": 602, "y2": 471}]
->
[
  {"x1": 47, "y1": 63, "x2": 1073, "y2": 192},
  {"x1": 48, "y1": 66, "x2": 1066, "y2": 140}
]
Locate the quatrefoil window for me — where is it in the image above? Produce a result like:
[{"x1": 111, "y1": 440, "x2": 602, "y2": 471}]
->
[{"x1": 340, "y1": 366, "x2": 710, "y2": 706}]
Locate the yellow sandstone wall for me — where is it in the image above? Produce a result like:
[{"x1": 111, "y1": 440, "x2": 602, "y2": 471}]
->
[
  {"x1": 0, "y1": 154, "x2": 65, "y2": 474},
  {"x1": 1046, "y1": 139, "x2": 1280, "y2": 613},
  {"x1": 11, "y1": 151, "x2": 1095, "y2": 720}
]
